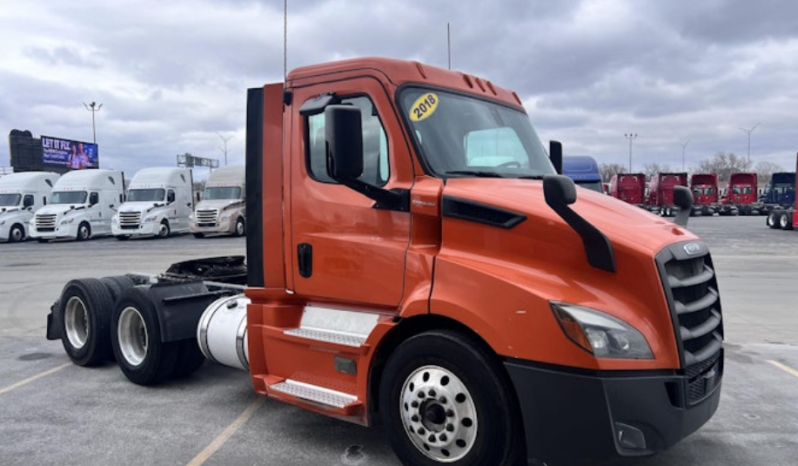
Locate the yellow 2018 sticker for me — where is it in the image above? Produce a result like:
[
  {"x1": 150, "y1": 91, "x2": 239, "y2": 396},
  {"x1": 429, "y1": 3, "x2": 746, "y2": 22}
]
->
[{"x1": 409, "y1": 92, "x2": 439, "y2": 122}]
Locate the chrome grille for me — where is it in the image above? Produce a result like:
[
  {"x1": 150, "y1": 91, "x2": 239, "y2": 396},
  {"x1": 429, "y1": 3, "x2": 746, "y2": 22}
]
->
[
  {"x1": 35, "y1": 213, "x2": 57, "y2": 231},
  {"x1": 656, "y1": 241, "x2": 724, "y2": 405},
  {"x1": 196, "y1": 209, "x2": 218, "y2": 226},
  {"x1": 119, "y1": 211, "x2": 141, "y2": 229}
]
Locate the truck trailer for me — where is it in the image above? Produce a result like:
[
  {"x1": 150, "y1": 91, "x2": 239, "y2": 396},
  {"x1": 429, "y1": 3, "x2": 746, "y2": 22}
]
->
[
  {"x1": 765, "y1": 154, "x2": 798, "y2": 230},
  {"x1": 646, "y1": 172, "x2": 689, "y2": 216},
  {"x1": 112, "y1": 167, "x2": 194, "y2": 240},
  {"x1": 0, "y1": 171, "x2": 59, "y2": 242},
  {"x1": 46, "y1": 57, "x2": 723, "y2": 465},
  {"x1": 189, "y1": 165, "x2": 246, "y2": 238},
  {"x1": 30, "y1": 169, "x2": 125, "y2": 242}
]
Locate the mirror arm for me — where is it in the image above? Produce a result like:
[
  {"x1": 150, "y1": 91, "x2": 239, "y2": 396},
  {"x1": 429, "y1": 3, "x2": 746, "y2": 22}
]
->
[{"x1": 335, "y1": 176, "x2": 409, "y2": 212}]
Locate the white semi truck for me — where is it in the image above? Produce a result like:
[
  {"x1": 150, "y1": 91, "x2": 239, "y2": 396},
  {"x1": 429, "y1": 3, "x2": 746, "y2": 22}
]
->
[
  {"x1": 0, "y1": 172, "x2": 60, "y2": 242},
  {"x1": 30, "y1": 169, "x2": 125, "y2": 242},
  {"x1": 112, "y1": 167, "x2": 194, "y2": 240},
  {"x1": 189, "y1": 165, "x2": 246, "y2": 238}
]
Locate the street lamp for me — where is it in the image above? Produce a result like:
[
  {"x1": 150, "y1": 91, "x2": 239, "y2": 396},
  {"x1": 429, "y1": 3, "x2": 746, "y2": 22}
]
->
[
  {"x1": 83, "y1": 102, "x2": 103, "y2": 143},
  {"x1": 216, "y1": 132, "x2": 233, "y2": 166},
  {"x1": 625, "y1": 133, "x2": 638, "y2": 172},
  {"x1": 739, "y1": 123, "x2": 760, "y2": 167},
  {"x1": 681, "y1": 139, "x2": 690, "y2": 172}
]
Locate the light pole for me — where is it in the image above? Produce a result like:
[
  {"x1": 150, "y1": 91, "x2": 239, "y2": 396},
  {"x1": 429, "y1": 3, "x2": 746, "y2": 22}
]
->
[
  {"x1": 625, "y1": 133, "x2": 638, "y2": 172},
  {"x1": 83, "y1": 102, "x2": 103, "y2": 143},
  {"x1": 216, "y1": 132, "x2": 233, "y2": 166},
  {"x1": 740, "y1": 123, "x2": 760, "y2": 167},
  {"x1": 681, "y1": 139, "x2": 690, "y2": 172}
]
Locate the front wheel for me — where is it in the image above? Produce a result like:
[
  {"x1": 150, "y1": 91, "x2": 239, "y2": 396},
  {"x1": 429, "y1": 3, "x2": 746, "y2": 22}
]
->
[
  {"x1": 77, "y1": 222, "x2": 91, "y2": 241},
  {"x1": 9, "y1": 224, "x2": 25, "y2": 242},
  {"x1": 234, "y1": 218, "x2": 245, "y2": 237},
  {"x1": 380, "y1": 331, "x2": 523, "y2": 466},
  {"x1": 158, "y1": 220, "x2": 171, "y2": 238},
  {"x1": 193, "y1": 232, "x2": 205, "y2": 239}
]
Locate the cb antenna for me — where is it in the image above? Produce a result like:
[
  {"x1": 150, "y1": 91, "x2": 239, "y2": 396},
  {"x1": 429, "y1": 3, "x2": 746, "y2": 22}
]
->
[
  {"x1": 283, "y1": 0, "x2": 288, "y2": 81},
  {"x1": 447, "y1": 22, "x2": 451, "y2": 70}
]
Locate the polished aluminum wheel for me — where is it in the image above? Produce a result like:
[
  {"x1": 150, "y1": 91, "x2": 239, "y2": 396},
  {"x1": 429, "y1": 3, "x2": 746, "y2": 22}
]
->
[
  {"x1": 64, "y1": 296, "x2": 89, "y2": 349},
  {"x1": 400, "y1": 365, "x2": 478, "y2": 462},
  {"x1": 117, "y1": 306, "x2": 148, "y2": 366}
]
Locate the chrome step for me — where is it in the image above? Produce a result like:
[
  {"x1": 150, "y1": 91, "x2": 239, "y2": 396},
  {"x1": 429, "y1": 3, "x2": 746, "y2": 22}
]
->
[
  {"x1": 283, "y1": 327, "x2": 367, "y2": 347},
  {"x1": 270, "y1": 379, "x2": 358, "y2": 408}
]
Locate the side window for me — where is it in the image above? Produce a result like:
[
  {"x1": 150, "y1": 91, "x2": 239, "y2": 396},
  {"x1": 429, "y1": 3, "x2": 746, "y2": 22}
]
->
[
  {"x1": 306, "y1": 96, "x2": 389, "y2": 186},
  {"x1": 463, "y1": 127, "x2": 527, "y2": 168},
  {"x1": 23, "y1": 194, "x2": 34, "y2": 208}
]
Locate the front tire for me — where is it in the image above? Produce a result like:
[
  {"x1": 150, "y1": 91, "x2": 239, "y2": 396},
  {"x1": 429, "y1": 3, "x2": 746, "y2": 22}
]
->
[
  {"x1": 58, "y1": 278, "x2": 115, "y2": 366},
  {"x1": 158, "y1": 220, "x2": 170, "y2": 238},
  {"x1": 380, "y1": 331, "x2": 523, "y2": 466},
  {"x1": 111, "y1": 287, "x2": 178, "y2": 385},
  {"x1": 193, "y1": 232, "x2": 205, "y2": 239},
  {"x1": 234, "y1": 217, "x2": 246, "y2": 237},
  {"x1": 9, "y1": 224, "x2": 25, "y2": 242},
  {"x1": 77, "y1": 222, "x2": 91, "y2": 241}
]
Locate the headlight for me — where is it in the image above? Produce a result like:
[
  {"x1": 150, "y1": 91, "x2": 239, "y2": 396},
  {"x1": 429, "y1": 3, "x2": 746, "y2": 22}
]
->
[
  {"x1": 0, "y1": 220, "x2": 5, "y2": 226},
  {"x1": 189, "y1": 214, "x2": 194, "y2": 221},
  {"x1": 550, "y1": 302, "x2": 653, "y2": 359},
  {"x1": 221, "y1": 215, "x2": 229, "y2": 222},
  {"x1": 60, "y1": 218, "x2": 75, "y2": 225},
  {"x1": 144, "y1": 215, "x2": 157, "y2": 222},
  {"x1": 112, "y1": 215, "x2": 119, "y2": 223}
]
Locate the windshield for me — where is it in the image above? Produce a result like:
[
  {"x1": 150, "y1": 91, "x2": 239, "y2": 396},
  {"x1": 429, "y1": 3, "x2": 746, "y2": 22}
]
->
[
  {"x1": 576, "y1": 181, "x2": 604, "y2": 193},
  {"x1": 51, "y1": 191, "x2": 87, "y2": 204},
  {"x1": 400, "y1": 88, "x2": 555, "y2": 178},
  {"x1": 127, "y1": 188, "x2": 165, "y2": 202},
  {"x1": 204, "y1": 187, "x2": 241, "y2": 200},
  {"x1": 0, "y1": 193, "x2": 21, "y2": 206}
]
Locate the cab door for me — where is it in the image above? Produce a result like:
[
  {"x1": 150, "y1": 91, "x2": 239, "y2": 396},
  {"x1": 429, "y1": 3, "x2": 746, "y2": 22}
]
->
[{"x1": 287, "y1": 77, "x2": 414, "y2": 307}]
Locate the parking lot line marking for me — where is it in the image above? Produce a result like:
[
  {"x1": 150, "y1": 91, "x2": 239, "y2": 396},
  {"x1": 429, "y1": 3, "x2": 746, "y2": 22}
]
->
[
  {"x1": 0, "y1": 362, "x2": 71, "y2": 396},
  {"x1": 768, "y1": 360, "x2": 798, "y2": 379},
  {"x1": 185, "y1": 397, "x2": 265, "y2": 466}
]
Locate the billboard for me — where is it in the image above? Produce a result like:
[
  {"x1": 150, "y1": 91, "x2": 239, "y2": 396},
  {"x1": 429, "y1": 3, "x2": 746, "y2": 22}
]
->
[{"x1": 41, "y1": 136, "x2": 99, "y2": 170}]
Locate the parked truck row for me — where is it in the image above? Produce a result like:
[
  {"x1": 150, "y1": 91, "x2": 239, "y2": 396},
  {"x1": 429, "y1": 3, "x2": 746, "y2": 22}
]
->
[
  {"x1": 0, "y1": 165, "x2": 246, "y2": 243},
  {"x1": 45, "y1": 57, "x2": 723, "y2": 466}
]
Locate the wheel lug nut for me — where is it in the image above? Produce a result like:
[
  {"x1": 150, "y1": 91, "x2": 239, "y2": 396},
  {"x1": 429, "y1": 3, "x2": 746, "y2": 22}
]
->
[
  {"x1": 428, "y1": 434, "x2": 436, "y2": 443},
  {"x1": 428, "y1": 389, "x2": 436, "y2": 397},
  {"x1": 439, "y1": 396, "x2": 447, "y2": 404},
  {"x1": 440, "y1": 433, "x2": 448, "y2": 442},
  {"x1": 446, "y1": 409, "x2": 454, "y2": 417},
  {"x1": 418, "y1": 427, "x2": 426, "y2": 435},
  {"x1": 418, "y1": 392, "x2": 425, "y2": 399},
  {"x1": 446, "y1": 424, "x2": 454, "y2": 432},
  {"x1": 411, "y1": 415, "x2": 419, "y2": 422}
]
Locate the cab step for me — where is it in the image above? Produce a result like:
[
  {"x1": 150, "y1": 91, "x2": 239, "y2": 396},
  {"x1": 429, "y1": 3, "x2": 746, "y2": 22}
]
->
[
  {"x1": 283, "y1": 328, "x2": 366, "y2": 347},
  {"x1": 269, "y1": 379, "x2": 360, "y2": 411}
]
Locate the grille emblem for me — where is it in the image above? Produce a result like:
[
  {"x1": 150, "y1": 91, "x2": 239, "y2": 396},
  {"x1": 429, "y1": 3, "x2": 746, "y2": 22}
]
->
[{"x1": 683, "y1": 243, "x2": 703, "y2": 255}]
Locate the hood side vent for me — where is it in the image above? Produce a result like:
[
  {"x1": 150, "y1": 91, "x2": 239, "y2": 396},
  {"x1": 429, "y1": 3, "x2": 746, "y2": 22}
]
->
[{"x1": 442, "y1": 196, "x2": 526, "y2": 229}]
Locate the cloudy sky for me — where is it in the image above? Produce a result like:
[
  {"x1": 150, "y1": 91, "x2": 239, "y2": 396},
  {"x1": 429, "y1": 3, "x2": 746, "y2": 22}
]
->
[{"x1": 2, "y1": 0, "x2": 798, "y2": 178}]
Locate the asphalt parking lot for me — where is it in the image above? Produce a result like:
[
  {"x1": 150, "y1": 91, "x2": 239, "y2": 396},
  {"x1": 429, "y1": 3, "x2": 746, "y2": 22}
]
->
[{"x1": 1, "y1": 216, "x2": 797, "y2": 466}]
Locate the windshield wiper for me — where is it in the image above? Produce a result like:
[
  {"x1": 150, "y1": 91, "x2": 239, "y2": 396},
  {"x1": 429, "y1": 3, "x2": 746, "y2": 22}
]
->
[
  {"x1": 516, "y1": 175, "x2": 545, "y2": 180},
  {"x1": 444, "y1": 170, "x2": 504, "y2": 178}
]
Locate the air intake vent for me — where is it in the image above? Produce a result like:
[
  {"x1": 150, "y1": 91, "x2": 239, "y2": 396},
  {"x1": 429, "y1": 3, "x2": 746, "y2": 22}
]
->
[
  {"x1": 656, "y1": 241, "x2": 724, "y2": 405},
  {"x1": 442, "y1": 196, "x2": 526, "y2": 229}
]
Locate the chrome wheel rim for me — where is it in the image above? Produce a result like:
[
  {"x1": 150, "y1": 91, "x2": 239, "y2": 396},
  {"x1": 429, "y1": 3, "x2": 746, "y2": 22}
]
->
[
  {"x1": 11, "y1": 227, "x2": 23, "y2": 242},
  {"x1": 64, "y1": 296, "x2": 89, "y2": 349},
  {"x1": 400, "y1": 365, "x2": 478, "y2": 462},
  {"x1": 79, "y1": 225, "x2": 89, "y2": 239},
  {"x1": 236, "y1": 220, "x2": 244, "y2": 236},
  {"x1": 118, "y1": 307, "x2": 148, "y2": 366},
  {"x1": 159, "y1": 223, "x2": 169, "y2": 237}
]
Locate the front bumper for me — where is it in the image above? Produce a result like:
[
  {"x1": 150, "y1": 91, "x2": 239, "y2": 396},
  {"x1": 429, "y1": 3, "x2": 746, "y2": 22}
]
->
[
  {"x1": 112, "y1": 222, "x2": 160, "y2": 237},
  {"x1": 505, "y1": 354, "x2": 722, "y2": 464},
  {"x1": 29, "y1": 224, "x2": 78, "y2": 240},
  {"x1": 189, "y1": 218, "x2": 235, "y2": 235}
]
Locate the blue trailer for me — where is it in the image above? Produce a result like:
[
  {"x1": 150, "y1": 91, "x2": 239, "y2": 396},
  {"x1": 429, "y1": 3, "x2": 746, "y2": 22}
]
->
[{"x1": 562, "y1": 156, "x2": 603, "y2": 193}]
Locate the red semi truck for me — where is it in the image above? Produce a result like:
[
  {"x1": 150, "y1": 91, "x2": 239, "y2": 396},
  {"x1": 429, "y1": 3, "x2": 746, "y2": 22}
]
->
[
  {"x1": 766, "y1": 153, "x2": 798, "y2": 230},
  {"x1": 45, "y1": 58, "x2": 723, "y2": 465},
  {"x1": 646, "y1": 172, "x2": 689, "y2": 216},
  {"x1": 689, "y1": 173, "x2": 719, "y2": 216},
  {"x1": 719, "y1": 172, "x2": 759, "y2": 216},
  {"x1": 609, "y1": 172, "x2": 646, "y2": 208}
]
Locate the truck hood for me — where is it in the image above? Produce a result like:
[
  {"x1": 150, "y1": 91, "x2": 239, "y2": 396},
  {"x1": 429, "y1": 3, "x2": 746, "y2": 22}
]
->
[
  {"x1": 35, "y1": 204, "x2": 87, "y2": 216},
  {"x1": 443, "y1": 178, "x2": 694, "y2": 256},
  {"x1": 196, "y1": 199, "x2": 243, "y2": 210},
  {"x1": 118, "y1": 201, "x2": 164, "y2": 213}
]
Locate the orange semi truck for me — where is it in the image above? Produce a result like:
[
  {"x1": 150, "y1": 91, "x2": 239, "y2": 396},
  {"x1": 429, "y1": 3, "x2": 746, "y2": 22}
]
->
[{"x1": 46, "y1": 58, "x2": 724, "y2": 465}]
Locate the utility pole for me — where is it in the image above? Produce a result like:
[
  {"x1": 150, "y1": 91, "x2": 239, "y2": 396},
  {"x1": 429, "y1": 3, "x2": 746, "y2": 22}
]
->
[
  {"x1": 83, "y1": 102, "x2": 103, "y2": 143},
  {"x1": 739, "y1": 123, "x2": 760, "y2": 167},
  {"x1": 624, "y1": 133, "x2": 638, "y2": 172},
  {"x1": 216, "y1": 132, "x2": 233, "y2": 166},
  {"x1": 447, "y1": 23, "x2": 451, "y2": 70},
  {"x1": 681, "y1": 139, "x2": 690, "y2": 172}
]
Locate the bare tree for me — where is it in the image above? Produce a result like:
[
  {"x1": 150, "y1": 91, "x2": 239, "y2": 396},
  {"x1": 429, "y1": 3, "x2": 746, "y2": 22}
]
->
[
  {"x1": 696, "y1": 152, "x2": 751, "y2": 182},
  {"x1": 643, "y1": 162, "x2": 673, "y2": 178},
  {"x1": 754, "y1": 161, "x2": 785, "y2": 183},
  {"x1": 599, "y1": 163, "x2": 626, "y2": 183}
]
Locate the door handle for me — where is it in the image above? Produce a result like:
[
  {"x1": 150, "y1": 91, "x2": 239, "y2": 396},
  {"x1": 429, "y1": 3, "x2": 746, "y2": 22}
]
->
[{"x1": 298, "y1": 243, "x2": 313, "y2": 278}]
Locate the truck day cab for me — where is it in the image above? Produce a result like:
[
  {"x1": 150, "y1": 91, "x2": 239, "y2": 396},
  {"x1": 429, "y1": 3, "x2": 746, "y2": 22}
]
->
[
  {"x1": 646, "y1": 172, "x2": 689, "y2": 216},
  {"x1": 30, "y1": 169, "x2": 124, "y2": 242},
  {"x1": 47, "y1": 58, "x2": 723, "y2": 465},
  {"x1": 189, "y1": 165, "x2": 246, "y2": 238},
  {"x1": 689, "y1": 173, "x2": 719, "y2": 216},
  {"x1": 112, "y1": 167, "x2": 194, "y2": 240},
  {"x1": 0, "y1": 171, "x2": 59, "y2": 242},
  {"x1": 765, "y1": 154, "x2": 798, "y2": 230}
]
